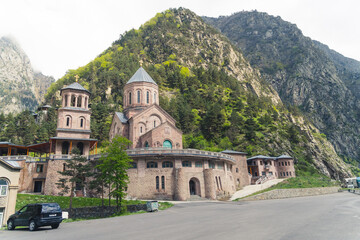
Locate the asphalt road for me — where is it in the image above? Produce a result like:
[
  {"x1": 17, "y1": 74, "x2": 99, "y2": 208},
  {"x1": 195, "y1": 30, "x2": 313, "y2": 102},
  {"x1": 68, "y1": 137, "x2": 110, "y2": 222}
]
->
[{"x1": 1, "y1": 192, "x2": 360, "y2": 240}]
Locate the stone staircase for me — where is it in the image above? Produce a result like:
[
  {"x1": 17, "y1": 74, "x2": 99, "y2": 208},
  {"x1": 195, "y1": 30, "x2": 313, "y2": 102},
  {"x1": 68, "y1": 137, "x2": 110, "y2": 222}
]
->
[{"x1": 188, "y1": 195, "x2": 208, "y2": 201}]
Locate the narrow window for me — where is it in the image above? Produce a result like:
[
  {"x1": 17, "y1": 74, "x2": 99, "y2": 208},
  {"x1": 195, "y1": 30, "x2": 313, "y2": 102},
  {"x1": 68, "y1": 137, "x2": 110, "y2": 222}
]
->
[
  {"x1": 129, "y1": 92, "x2": 132, "y2": 104},
  {"x1": 288, "y1": 161, "x2": 290, "y2": 166},
  {"x1": 63, "y1": 163, "x2": 66, "y2": 172},
  {"x1": 137, "y1": 90, "x2": 140, "y2": 103},
  {"x1": 282, "y1": 162, "x2": 284, "y2": 166},
  {"x1": 64, "y1": 95, "x2": 68, "y2": 107},
  {"x1": 156, "y1": 176, "x2": 159, "y2": 190},
  {"x1": 140, "y1": 127, "x2": 142, "y2": 134},
  {"x1": 85, "y1": 97, "x2": 88, "y2": 108},
  {"x1": 260, "y1": 161, "x2": 263, "y2": 165},
  {"x1": 286, "y1": 172, "x2": 289, "y2": 176},
  {"x1": 236, "y1": 168, "x2": 239, "y2": 173},
  {"x1": 80, "y1": 118, "x2": 84, "y2": 128},
  {"x1": 154, "y1": 92, "x2": 156, "y2": 103},
  {"x1": 154, "y1": 120, "x2": 156, "y2": 128},
  {"x1": 71, "y1": 95, "x2": 76, "y2": 107},
  {"x1": 285, "y1": 162, "x2": 288, "y2": 166},
  {"x1": 66, "y1": 117, "x2": 70, "y2": 127},
  {"x1": 161, "y1": 176, "x2": 165, "y2": 190},
  {"x1": 147, "y1": 91, "x2": 150, "y2": 104},
  {"x1": 219, "y1": 177, "x2": 223, "y2": 190},
  {"x1": 290, "y1": 172, "x2": 292, "y2": 176},
  {"x1": 209, "y1": 161, "x2": 215, "y2": 169},
  {"x1": 215, "y1": 176, "x2": 220, "y2": 190}
]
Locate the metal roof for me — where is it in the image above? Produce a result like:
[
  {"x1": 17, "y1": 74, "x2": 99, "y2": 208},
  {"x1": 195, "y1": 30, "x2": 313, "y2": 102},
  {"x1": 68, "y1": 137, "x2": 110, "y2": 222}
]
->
[
  {"x1": 126, "y1": 67, "x2": 157, "y2": 85},
  {"x1": 276, "y1": 155, "x2": 293, "y2": 159},
  {"x1": 50, "y1": 137, "x2": 98, "y2": 141},
  {"x1": 5, "y1": 160, "x2": 20, "y2": 168},
  {"x1": 115, "y1": 112, "x2": 129, "y2": 123},
  {"x1": 61, "y1": 82, "x2": 91, "y2": 94},
  {"x1": 247, "y1": 154, "x2": 293, "y2": 161},
  {"x1": 221, "y1": 150, "x2": 247, "y2": 155}
]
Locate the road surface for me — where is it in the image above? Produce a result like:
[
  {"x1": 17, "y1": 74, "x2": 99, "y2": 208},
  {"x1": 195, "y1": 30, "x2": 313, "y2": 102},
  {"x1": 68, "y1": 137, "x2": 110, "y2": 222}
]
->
[{"x1": 1, "y1": 192, "x2": 360, "y2": 240}]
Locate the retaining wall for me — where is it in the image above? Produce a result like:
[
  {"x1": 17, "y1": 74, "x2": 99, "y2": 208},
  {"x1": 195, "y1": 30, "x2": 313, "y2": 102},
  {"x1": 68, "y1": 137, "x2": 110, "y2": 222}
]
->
[
  {"x1": 243, "y1": 187, "x2": 340, "y2": 201},
  {"x1": 63, "y1": 204, "x2": 147, "y2": 219}
]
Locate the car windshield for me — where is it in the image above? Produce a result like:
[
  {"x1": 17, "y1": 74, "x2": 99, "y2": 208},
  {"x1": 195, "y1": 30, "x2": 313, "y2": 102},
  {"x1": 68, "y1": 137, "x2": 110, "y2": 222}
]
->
[{"x1": 41, "y1": 203, "x2": 61, "y2": 213}]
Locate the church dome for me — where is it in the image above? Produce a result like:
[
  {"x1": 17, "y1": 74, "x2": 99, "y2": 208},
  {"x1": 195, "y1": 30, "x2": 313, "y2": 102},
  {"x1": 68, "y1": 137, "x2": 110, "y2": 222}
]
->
[{"x1": 126, "y1": 67, "x2": 157, "y2": 85}]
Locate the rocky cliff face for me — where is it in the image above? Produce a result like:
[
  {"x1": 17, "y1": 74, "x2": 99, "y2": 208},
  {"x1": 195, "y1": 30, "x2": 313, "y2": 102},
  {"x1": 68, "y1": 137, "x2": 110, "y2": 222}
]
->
[
  {"x1": 204, "y1": 12, "x2": 360, "y2": 163},
  {"x1": 0, "y1": 37, "x2": 54, "y2": 114}
]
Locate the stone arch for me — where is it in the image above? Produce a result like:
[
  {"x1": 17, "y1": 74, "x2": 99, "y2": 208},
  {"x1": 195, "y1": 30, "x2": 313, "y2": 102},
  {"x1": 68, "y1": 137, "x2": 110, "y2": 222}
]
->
[
  {"x1": 163, "y1": 139, "x2": 173, "y2": 149},
  {"x1": 65, "y1": 115, "x2": 72, "y2": 128},
  {"x1": 136, "y1": 89, "x2": 142, "y2": 104},
  {"x1": 189, "y1": 177, "x2": 201, "y2": 196},
  {"x1": 149, "y1": 114, "x2": 162, "y2": 129},
  {"x1": 138, "y1": 122, "x2": 146, "y2": 135},
  {"x1": 62, "y1": 141, "x2": 70, "y2": 154},
  {"x1": 79, "y1": 116, "x2": 86, "y2": 128},
  {"x1": 76, "y1": 142, "x2": 84, "y2": 155}
]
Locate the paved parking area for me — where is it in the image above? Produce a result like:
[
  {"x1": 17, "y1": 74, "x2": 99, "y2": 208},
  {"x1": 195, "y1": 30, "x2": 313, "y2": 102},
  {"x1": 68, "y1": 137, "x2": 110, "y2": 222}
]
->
[{"x1": 1, "y1": 192, "x2": 360, "y2": 240}]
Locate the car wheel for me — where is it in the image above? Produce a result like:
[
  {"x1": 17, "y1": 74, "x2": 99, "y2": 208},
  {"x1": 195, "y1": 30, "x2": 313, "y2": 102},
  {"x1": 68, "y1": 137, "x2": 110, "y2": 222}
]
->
[
  {"x1": 51, "y1": 223, "x2": 60, "y2": 229},
  {"x1": 7, "y1": 219, "x2": 15, "y2": 230},
  {"x1": 29, "y1": 220, "x2": 37, "y2": 231}
]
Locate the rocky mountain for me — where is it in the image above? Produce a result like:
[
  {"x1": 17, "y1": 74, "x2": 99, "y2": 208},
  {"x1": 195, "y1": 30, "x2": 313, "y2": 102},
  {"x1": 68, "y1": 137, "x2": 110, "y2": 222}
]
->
[
  {"x1": 0, "y1": 36, "x2": 54, "y2": 114},
  {"x1": 203, "y1": 11, "x2": 360, "y2": 164},
  {"x1": 43, "y1": 8, "x2": 352, "y2": 179}
]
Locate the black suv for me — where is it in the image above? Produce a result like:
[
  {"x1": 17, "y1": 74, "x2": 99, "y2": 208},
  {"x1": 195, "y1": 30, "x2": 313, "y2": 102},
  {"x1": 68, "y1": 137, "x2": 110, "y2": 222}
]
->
[{"x1": 7, "y1": 203, "x2": 63, "y2": 231}]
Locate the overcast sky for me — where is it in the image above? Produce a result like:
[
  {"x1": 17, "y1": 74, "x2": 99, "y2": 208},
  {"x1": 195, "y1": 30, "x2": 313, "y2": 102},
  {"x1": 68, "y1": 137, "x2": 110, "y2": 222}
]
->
[{"x1": 1, "y1": 0, "x2": 359, "y2": 79}]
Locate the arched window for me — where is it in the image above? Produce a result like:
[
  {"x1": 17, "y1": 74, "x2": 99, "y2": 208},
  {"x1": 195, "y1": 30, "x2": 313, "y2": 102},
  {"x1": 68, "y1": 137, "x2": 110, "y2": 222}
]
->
[
  {"x1": 77, "y1": 96, "x2": 82, "y2": 107},
  {"x1": 161, "y1": 176, "x2": 165, "y2": 189},
  {"x1": 71, "y1": 95, "x2": 76, "y2": 107},
  {"x1": 77, "y1": 142, "x2": 84, "y2": 155},
  {"x1": 145, "y1": 141, "x2": 149, "y2": 148},
  {"x1": 154, "y1": 92, "x2": 156, "y2": 103},
  {"x1": 182, "y1": 161, "x2": 192, "y2": 167},
  {"x1": 137, "y1": 90, "x2": 141, "y2": 103},
  {"x1": 140, "y1": 127, "x2": 143, "y2": 134},
  {"x1": 80, "y1": 118, "x2": 84, "y2": 128},
  {"x1": 162, "y1": 161, "x2": 173, "y2": 168},
  {"x1": 147, "y1": 162, "x2": 158, "y2": 168},
  {"x1": 66, "y1": 116, "x2": 72, "y2": 127},
  {"x1": 156, "y1": 176, "x2": 159, "y2": 190},
  {"x1": 147, "y1": 91, "x2": 150, "y2": 104},
  {"x1": 0, "y1": 179, "x2": 8, "y2": 196},
  {"x1": 62, "y1": 141, "x2": 70, "y2": 155},
  {"x1": 236, "y1": 168, "x2": 239, "y2": 173},
  {"x1": 154, "y1": 120, "x2": 156, "y2": 128},
  {"x1": 209, "y1": 161, "x2": 215, "y2": 169},
  {"x1": 129, "y1": 92, "x2": 132, "y2": 104},
  {"x1": 163, "y1": 140, "x2": 172, "y2": 149}
]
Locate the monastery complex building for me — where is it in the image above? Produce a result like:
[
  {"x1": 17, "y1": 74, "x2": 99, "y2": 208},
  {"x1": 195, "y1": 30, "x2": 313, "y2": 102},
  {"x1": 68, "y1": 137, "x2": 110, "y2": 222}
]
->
[{"x1": 0, "y1": 67, "x2": 295, "y2": 203}]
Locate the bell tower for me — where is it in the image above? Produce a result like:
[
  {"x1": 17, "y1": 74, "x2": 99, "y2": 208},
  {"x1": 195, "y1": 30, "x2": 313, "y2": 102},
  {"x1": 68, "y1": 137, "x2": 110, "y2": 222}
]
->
[{"x1": 50, "y1": 79, "x2": 96, "y2": 156}]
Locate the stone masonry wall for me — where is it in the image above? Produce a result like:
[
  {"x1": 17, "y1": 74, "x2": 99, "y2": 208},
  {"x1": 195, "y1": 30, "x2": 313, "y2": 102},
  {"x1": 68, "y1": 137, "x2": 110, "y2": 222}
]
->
[{"x1": 243, "y1": 187, "x2": 340, "y2": 201}]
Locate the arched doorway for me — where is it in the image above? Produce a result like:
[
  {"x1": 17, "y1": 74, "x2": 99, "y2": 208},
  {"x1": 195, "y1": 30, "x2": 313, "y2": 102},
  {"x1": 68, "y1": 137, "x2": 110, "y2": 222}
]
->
[
  {"x1": 77, "y1": 142, "x2": 84, "y2": 155},
  {"x1": 145, "y1": 141, "x2": 149, "y2": 148},
  {"x1": 62, "y1": 141, "x2": 70, "y2": 154},
  {"x1": 163, "y1": 140, "x2": 172, "y2": 149},
  {"x1": 189, "y1": 177, "x2": 200, "y2": 196}
]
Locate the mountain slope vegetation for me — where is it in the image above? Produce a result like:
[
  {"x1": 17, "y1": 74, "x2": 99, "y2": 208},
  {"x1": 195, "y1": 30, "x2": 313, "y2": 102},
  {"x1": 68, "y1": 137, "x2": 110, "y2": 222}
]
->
[{"x1": 1, "y1": 8, "x2": 352, "y2": 179}]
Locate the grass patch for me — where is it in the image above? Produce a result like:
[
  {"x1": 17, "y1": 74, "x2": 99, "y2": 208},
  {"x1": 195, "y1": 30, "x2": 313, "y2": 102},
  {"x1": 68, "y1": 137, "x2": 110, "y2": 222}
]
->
[
  {"x1": 235, "y1": 175, "x2": 340, "y2": 201},
  {"x1": 158, "y1": 201, "x2": 173, "y2": 210},
  {"x1": 16, "y1": 194, "x2": 145, "y2": 211}
]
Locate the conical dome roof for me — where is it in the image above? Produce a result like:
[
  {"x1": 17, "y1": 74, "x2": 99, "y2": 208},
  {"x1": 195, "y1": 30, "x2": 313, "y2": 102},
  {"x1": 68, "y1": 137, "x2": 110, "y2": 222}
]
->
[
  {"x1": 126, "y1": 67, "x2": 157, "y2": 85},
  {"x1": 61, "y1": 82, "x2": 91, "y2": 94}
]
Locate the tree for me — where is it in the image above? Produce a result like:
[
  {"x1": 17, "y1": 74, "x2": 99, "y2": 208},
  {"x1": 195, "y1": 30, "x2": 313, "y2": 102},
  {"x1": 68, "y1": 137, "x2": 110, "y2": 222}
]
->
[
  {"x1": 56, "y1": 148, "x2": 93, "y2": 212},
  {"x1": 97, "y1": 136, "x2": 132, "y2": 211}
]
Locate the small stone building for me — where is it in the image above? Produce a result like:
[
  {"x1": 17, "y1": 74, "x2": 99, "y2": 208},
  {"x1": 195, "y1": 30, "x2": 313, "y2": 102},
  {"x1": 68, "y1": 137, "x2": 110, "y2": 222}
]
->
[
  {"x1": 247, "y1": 155, "x2": 296, "y2": 184},
  {"x1": 0, "y1": 159, "x2": 21, "y2": 227}
]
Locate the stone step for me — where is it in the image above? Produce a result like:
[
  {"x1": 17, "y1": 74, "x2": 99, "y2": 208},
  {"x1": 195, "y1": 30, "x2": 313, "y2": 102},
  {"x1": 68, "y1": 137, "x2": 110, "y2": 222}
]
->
[{"x1": 188, "y1": 195, "x2": 207, "y2": 201}]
